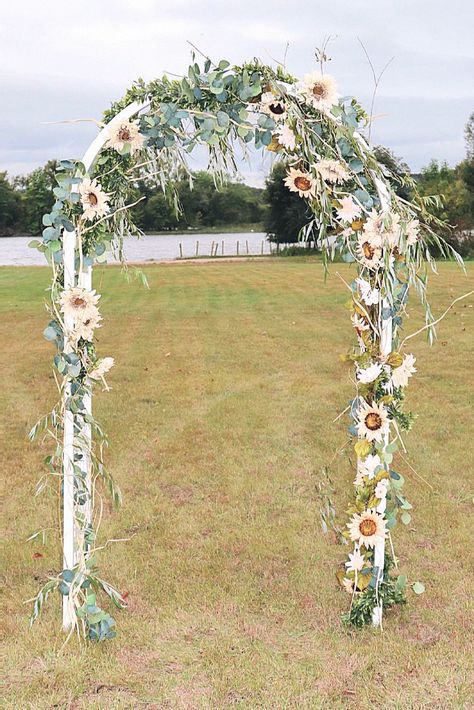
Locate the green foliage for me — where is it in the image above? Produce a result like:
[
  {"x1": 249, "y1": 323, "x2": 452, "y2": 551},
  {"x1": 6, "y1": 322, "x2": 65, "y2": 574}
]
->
[
  {"x1": 13, "y1": 160, "x2": 57, "y2": 235},
  {"x1": 342, "y1": 554, "x2": 407, "y2": 628},
  {"x1": 416, "y1": 159, "x2": 474, "y2": 257},
  {"x1": 134, "y1": 172, "x2": 266, "y2": 231},
  {"x1": 342, "y1": 577, "x2": 407, "y2": 628},
  {"x1": 0, "y1": 171, "x2": 22, "y2": 235}
]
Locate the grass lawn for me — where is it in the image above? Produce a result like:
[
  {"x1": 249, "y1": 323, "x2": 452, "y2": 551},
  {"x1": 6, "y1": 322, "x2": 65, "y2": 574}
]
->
[{"x1": 1, "y1": 259, "x2": 473, "y2": 709}]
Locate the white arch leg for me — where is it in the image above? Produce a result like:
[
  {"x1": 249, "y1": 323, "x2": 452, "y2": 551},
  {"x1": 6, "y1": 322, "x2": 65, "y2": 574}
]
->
[{"x1": 61, "y1": 100, "x2": 149, "y2": 631}]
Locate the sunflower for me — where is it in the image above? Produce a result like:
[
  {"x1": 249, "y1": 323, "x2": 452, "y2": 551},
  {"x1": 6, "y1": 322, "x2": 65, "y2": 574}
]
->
[
  {"x1": 359, "y1": 453, "x2": 382, "y2": 479},
  {"x1": 356, "y1": 234, "x2": 382, "y2": 270},
  {"x1": 345, "y1": 548, "x2": 365, "y2": 573},
  {"x1": 391, "y1": 353, "x2": 417, "y2": 388},
  {"x1": 298, "y1": 72, "x2": 338, "y2": 111},
  {"x1": 275, "y1": 123, "x2": 296, "y2": 151},
  {"x1": 89, "y1": 356, "x2": 115, "y2": 380},
  {"x1": 78, "y1": 178, "x2": 110, "y2": 222},
  {"x1": 362, "y1": 209, "x2": 384, "y2": 247},
  {"x1": 384, "y1": 212, "x2": 401, "y2": 248},
  {"x1": 336, "y1": 196, "x2": 361, "y2": 223},
  {"x1": 106, "y1": 118, "x2": 145, "y2": 155},
  {"x1": 375, "y1": 478, "x2": 389, "y2": 500},
  {"x1": 73, "y1": 308, "x2": 102, "y2": 342},
  {"x1": 347, "y1": 509, "x2": 386, "y2": 548},
  {"x1": 355, "y1": 277, "x2": 379, "y2": 305},
  {"x1": 260, "y1": 91, "x2": 287, "y2": 122},
  {"x1": 356, "y1": 400, "x2": 389, "y2": 443},
  {"x1": 59, "y1": 287, "x2": 100, "y2": 321},
  {"x1": 406, "y1": 219, "x2": 420, "y2": 246},
  {"x1": 315, "y1": 159, "x2": 349, "y2": 184},
  {"x1": 284, "y1": 168, "x2": 317, "y2": 198},
  {"x1": 357, "y1": 362, "x2": 383, "y2": 384}
]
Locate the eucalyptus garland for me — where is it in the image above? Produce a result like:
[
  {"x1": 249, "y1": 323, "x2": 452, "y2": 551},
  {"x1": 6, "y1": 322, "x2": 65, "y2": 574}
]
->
[{"x1": 30, "y1": 54, "x2": 457, "y2": 641}]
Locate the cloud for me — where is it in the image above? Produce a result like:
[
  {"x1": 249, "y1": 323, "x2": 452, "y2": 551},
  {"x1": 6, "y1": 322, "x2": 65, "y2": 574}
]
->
[{"x1": 1, "y1": 0, "x2": 473, "y2": 177}]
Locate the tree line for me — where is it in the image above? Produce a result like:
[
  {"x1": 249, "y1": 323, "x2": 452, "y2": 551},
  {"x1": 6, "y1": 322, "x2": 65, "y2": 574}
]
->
[
  {"x1": 1, "y1": 112, "x2": 473, "y2": 256},
  {"x1": 0, "y1": 165, "x2": 267, "y2": 237}
]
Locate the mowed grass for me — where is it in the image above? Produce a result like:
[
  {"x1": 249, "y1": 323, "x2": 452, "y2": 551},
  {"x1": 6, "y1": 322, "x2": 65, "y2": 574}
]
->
[{"x1": 1, "y1": 259, "x2": 473, "y2": 709}]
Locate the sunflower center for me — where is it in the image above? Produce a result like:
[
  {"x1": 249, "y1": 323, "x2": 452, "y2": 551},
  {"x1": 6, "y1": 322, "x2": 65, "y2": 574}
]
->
[
  {"x1": 362, "y1": 242, "x2": 374, "y2": 259},
  {"x1": 294, "y1": 176, "x2": 311, "y2": 191},
  {"x1": 118, "y1": 126, "x2": 132, "y2": 141},
  {"x1": 88, "y1": 192, "x2": 98, "y2": 206},
  {"x1": 72, "y1": 297, "x2": 87, "y2": 308},
  {"x1": 312, "y1": 83, "x2": 326, "y2": 98},
  {"x1": 359, "y1": 519, "x2": 377, "y2": 536},
  {"x1": 365, "y1": 412, "x2": 382, "y2": 430},
  {"x1": 269, "y1": 102, "x2": 285, "y2": 115}
]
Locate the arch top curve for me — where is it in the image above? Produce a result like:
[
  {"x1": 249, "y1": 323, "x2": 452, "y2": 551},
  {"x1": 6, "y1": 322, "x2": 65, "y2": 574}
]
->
[{"x1": 79, "y1": 100, "x2": 150, "y2": 177}]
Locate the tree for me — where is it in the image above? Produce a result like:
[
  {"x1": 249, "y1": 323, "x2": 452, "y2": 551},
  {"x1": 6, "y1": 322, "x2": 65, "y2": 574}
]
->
[
  {"x1": 465, "y1": 111, "x2": 474, "y2": 160},
  {"x1": 14, "y1": 161, "x2": 57, "y2": 235},
  {"x1": 264, "y1": 162, "x2": 310, "y2": 244},
  {"x1": 417, "y1": 160, "x2": 473, "y2": 257},
  {"x1": 373, "y1": 146, "x2": 413, "y2": 201},
  {"x1": 0, "y1": 172, "x2": 23, "y2": 236}
]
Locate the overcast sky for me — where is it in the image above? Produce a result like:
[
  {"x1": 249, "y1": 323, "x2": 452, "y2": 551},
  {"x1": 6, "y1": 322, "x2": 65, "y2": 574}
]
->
[{"x1": 2, "y1": 0, "x2": 473, "y2": 186}]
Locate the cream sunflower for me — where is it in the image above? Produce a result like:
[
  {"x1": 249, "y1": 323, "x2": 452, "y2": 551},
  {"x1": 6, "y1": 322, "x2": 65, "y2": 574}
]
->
[
  {"x1": 357, "y1": 362, "x2": 383, "y2": 384},
  {"x1": 78, "y1": 178, "x2": 110, "y2": 222},
  {"x1": 356, "y1": 234, "x2": 382, "y2": 270},
  {"x1": 59, "y1": 287, "x2": 100, "y2": 321},
  {"x1": 347, "y1": 509, "x2": 386, "y2": 548},
  {"x1": 260, "y1": 91, "x2": 287, "y2": 122},
  {"x1": 284, "y1": 168, "x2": 317, "y2": 198},
  {"x1": 275, "y1": 123, "x2": 296, "y2": 151},
  {"x1": 315, "y1": 159, "x2": 349, "y2": 184},
  {"x1": 361, "y1": 210, "x2": 384, "y2": 247},
  {"x1": 384, "y1": 212, "x2": 401, "y2": 248},
  {"x1": 406, "y1": 219, "x2": 420, "y2": 246},
  {"x1": 105, "y1": 118, "x2": 145, "y2": 155},
  {"x1": 375, "y1": 478, "x2": 389, "y2": 500},
  {"x1": 391, "y1": 353, "x2": 417, "y2": 388},
  {"x1": 73, "y1": 308, "x2": 102, "y2": 342},
  {"x1": 298, "y1": 72, "x2": 338, "y2": 112},
  {"x1": 345, "y1": 548, "x2": 365, "y2": 573},
  {"x1": 336, "y1": 196, "x2": 361, "y2": 223},
  {"x1": 355, "y1": 277, "x2": 379, "y2": 305},
  {"x1": 359, "y1": 453, "x2": 382, "y2": 479},
  {"x1": 356, "y1": 400, "x2": 390, "y2": 443},
  {"x1": 89, "y1": 356, "x2": 115, "y2": 380}
]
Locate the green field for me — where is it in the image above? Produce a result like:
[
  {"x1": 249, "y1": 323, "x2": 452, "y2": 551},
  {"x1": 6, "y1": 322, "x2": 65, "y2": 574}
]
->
[{"x1": 1, "y1": 260, "x2": 473, "y2": 709}]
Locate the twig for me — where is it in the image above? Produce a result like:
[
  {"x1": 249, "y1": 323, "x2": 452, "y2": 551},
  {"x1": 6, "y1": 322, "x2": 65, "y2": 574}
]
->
[
  {"x1": 396, "y1": 451, "x2": 434, "y2": 490},
  {"x1": 333, "y1": 403, "x2": 350, "y2": 423},
  {"x1": 186, "y1": 40, "x2": 213, "y2": 65},
  {"x1": 42, "y1": 118, "x2": 104, "y2": 128},
  {"x1": 400, "y1": 290, "x2": 474, "y2": 347},
  {"x1": 79, "y1": 196, "x2": 146, "y2": 236},
  {"x1": 357, "y1": 38, "x2": 394, "y2": 142}
]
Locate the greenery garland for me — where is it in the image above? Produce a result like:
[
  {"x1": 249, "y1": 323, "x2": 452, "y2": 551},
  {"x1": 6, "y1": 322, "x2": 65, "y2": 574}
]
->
[{"x1": 29, "y1": 53, "x2": 458, "y2": 641}]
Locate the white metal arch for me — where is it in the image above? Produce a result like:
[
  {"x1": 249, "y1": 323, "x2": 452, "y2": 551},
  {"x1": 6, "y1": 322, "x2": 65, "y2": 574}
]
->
[
  {"x1": 61, "y1": 101, "x2": 392, "y2": 630},
  {"x1": 62, "y1": 100, "x2": 149, "y2": 629}
]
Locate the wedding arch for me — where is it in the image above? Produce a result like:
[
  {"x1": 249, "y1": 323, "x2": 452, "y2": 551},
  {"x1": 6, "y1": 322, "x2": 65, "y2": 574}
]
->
[{"x1": 29, "y1": 54, "x2": 456, "y2": 641}]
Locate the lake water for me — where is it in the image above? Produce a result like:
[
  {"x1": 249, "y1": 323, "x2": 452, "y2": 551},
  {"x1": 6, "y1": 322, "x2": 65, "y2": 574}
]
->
[{"x1": 0, "y1": 232, "x2": 274, "y2": 266}]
